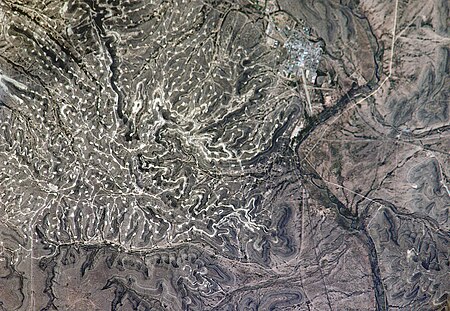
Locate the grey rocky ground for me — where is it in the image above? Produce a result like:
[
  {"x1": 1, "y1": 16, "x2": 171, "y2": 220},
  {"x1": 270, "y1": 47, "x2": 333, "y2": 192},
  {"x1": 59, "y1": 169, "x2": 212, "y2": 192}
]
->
[{"x1": 0, "y1": 0, "x2": 448, "y2": 310}]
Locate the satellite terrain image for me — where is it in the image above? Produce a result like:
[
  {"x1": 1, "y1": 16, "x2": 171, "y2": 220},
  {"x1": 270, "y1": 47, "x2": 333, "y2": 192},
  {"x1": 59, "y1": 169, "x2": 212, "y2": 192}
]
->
[{"x1": 0, "y1": 0, "x2": 448, "y2": 310}]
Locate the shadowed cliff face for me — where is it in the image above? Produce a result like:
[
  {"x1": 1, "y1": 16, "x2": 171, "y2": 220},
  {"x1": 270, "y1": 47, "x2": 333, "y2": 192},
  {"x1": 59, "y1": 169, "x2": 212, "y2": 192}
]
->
[{"x1": 0, "y1": 0, "x2": 448, "y2": 310}]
